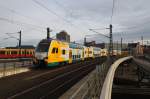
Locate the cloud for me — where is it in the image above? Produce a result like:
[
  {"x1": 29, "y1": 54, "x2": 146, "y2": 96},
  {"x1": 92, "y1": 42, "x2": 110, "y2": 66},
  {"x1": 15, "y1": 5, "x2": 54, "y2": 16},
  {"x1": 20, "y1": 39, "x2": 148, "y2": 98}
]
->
[{"x1": 0, "y1": 0, "x2": 149, "y2": 47}]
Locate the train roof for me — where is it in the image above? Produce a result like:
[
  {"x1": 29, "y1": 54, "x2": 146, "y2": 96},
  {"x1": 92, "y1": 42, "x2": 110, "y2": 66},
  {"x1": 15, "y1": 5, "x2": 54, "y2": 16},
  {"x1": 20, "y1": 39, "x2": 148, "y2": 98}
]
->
[
  {"x1": 69, "y1": 43, "x2": 83, "y2": 49},
  {"x1": 5, "y1": 45, "x2": 35, "y2": 49}
]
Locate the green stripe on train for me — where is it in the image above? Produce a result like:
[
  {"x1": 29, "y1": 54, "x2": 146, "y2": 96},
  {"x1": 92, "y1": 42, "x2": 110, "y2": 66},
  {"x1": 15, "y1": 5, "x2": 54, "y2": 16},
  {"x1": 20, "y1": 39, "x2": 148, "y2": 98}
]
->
[
  {"x1": 47, "y1": 61, "x2": 69, "y2": 67},
  {"x1": 47, "y1": 62, "x2": 59, "y2": 67}
]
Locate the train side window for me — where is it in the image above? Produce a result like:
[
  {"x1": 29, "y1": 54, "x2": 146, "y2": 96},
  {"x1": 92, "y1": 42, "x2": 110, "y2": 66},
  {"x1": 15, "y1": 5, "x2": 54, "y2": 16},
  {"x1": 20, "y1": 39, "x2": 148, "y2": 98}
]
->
[
  {"x1": 26, "y1": 51, "x2": 28, "y2": 54},
  {"x1": 19, "y1": 51, "x2": 21, "y2": 54},
  {"x1": 62, "y1": 50, "x2": 65, "y2": 55},
  {"x1": 12, "y1": 51, "x2": 17, "y2": 54},
  {"x1": 7, "y1": 51, "x2": 9, "y2": 55},
  {"x1": 22, "y1": 51, "x2": 25, "y2": 54},
  {"x1": 0, "y1": 51, "x2": 5, "y2": 54},
  {"x1": 56, "y1": 48, "x2": 58, "y2": 53},
  {"x1": 73, "y1": 55, "x2": 75, "y2": 59}
]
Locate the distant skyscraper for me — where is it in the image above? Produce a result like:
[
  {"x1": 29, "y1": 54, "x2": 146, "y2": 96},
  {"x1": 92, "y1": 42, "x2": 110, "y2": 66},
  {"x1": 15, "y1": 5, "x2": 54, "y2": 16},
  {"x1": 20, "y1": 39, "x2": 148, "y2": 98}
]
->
[{"x1": 56, "y1": 30, "x2": 70, "y2": 42}]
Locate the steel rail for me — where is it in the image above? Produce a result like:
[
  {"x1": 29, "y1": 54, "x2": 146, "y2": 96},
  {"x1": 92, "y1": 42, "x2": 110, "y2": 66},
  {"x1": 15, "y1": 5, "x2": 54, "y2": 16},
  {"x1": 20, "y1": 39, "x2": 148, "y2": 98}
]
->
[
  {"x1": 7, "y1": 61, "x2": 99, "y2": 99},
  {"x1": 40, "y1": 64, "x2": 95, "y2": 99},
  {"x1": 100, "y1": 56, "x2": 133, "y2": 99}
]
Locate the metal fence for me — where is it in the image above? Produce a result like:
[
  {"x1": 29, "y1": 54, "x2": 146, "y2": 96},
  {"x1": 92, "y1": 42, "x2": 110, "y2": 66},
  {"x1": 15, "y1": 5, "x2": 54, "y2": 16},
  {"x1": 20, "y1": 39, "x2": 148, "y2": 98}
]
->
[
  {"x1": 69, "y1": 56, "x2": 133, "y2": 99},
  {"x1": 70, "y1": 60, "x2": 111, "y2": 99},
  {"x1": 0, "y1": 61, "x2": 32, "y2": 78}
]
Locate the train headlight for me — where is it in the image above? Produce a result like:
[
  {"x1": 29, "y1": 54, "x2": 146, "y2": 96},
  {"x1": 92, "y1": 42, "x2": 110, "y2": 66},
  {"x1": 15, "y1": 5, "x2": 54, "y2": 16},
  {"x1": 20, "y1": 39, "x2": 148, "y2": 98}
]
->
[
  {"x1": 44, "y1": 57, "x2": 48, "y2": 62},
  {"x1": 44, "y1": 57, "x2": 48, "y2": 59}
]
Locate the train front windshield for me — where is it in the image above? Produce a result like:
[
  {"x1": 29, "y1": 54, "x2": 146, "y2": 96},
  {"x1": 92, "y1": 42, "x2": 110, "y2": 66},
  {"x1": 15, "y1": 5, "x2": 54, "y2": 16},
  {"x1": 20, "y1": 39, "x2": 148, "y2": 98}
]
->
[{"x1": 36, "y1": 41, "x2": 50, "y2": 52}]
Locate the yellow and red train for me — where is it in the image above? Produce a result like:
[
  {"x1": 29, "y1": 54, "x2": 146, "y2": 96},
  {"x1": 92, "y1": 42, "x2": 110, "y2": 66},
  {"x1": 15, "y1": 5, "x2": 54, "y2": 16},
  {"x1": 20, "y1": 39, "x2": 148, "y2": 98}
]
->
[{"x1": 0, "y1": 47, "x2": 34, "y2": 59}]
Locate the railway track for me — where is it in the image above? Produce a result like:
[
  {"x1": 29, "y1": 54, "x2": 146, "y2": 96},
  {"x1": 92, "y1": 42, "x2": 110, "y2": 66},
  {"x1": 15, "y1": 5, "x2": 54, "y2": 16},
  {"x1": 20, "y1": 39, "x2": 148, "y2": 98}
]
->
[
  {"x1": 0, "y1": 58, "x2": 106, "y2": 99},
  {"x1": 112, "y1": 87, "x2": 150, "y2": 99},
  {"x1": 8, "y1": 60, "x2": 99, "y2": 99}
]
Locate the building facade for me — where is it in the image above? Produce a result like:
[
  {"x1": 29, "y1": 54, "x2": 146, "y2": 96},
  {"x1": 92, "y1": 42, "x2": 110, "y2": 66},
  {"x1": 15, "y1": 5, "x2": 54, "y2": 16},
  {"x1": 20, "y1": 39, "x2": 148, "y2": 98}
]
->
[{"x1": 56, "y1": 31, "x2": 70, "y2": 42}]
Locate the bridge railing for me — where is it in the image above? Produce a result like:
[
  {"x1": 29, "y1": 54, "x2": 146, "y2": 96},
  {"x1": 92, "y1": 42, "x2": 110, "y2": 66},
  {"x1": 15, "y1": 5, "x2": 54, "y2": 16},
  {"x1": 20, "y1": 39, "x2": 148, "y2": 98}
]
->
[
  {"x1": 100, "y1": 56, "x2": 133, "y2": 99},
  {"x1": 70, "y1": 58, "x2": 112, "y2": 99}
]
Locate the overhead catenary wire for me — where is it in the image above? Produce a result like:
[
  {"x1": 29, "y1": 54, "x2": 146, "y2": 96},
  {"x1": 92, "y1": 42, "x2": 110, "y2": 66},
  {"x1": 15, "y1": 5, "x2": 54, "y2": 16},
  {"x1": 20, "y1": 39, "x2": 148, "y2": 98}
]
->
[
  {"x1": 0, "y1": 5, "x2": 45, "y2": 25},
  {"x1": 89, "y1": 27, "x2": 107, "y2": 30},
  {"x1": 85, "y1": 34, "x2": 106, "y2": 42},
  {"x1": 89, "y1": 29, "x2": 110, "y2": 38},
  {"x1": 0, "y1": 37, "x2": 19, "y2": 45},
  {"x1": 0, "y1": 4, "x2": 55, "y2": 34},
  {"x1": 88, "y1": 0, "x2": 116, "y2": 40},
  {"x1": 32, "y1": 0, "x2": 75, "y2": 27},
  {"x1": 0, "y1": 17, "x2": 45, "y2": 30},
  {"x1": 110, "y1": 0, "x2": 115, "y2": 24},
  {"x1": 52, "y1": 0, "x2": 92, "y2": 30},
  {"x1": 32, "y1": 0, "x2": 89, "y2": 33},
  {"x1": 53, "y1": 0, "x2": 70, "y2": 13}
]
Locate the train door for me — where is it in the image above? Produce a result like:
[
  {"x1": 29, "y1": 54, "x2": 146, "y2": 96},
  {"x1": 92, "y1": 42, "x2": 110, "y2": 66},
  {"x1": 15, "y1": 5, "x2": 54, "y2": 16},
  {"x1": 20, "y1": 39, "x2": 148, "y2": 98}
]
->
[
  {"x1": 69, "y1": 49, "x2": 72, "y2": 63},
  {"x1": 82, "y1": 49, "x2": 84, "y2": 60}
]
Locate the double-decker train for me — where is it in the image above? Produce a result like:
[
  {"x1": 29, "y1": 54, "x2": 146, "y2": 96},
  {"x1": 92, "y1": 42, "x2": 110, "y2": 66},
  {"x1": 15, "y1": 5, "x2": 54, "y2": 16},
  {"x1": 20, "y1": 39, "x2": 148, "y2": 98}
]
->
[
  {"x1": 33, "y1": 38, "x2": 130, "y2": 67},
  {"x1": 33, "y1": 39, "x2": 107, "y2": 67}
]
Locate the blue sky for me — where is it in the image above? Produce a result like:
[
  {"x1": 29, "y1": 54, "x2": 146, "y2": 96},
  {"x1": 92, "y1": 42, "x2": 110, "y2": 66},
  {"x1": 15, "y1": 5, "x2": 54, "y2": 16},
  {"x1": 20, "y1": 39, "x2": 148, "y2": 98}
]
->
[{"x1": 0, "y1": 0, "x2": 150, "y2": 47}]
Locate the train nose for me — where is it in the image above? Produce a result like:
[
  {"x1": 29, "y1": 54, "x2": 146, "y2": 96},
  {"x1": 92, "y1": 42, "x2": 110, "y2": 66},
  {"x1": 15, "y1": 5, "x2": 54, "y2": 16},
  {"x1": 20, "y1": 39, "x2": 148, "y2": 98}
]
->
[
  {"x1": 35, "y1": 52, "x2": 47, "y2": 60},
  {"x1": 36, "y1": 54, "x2": 43, "y2": 60},
  {"x1": 34, "y1": 52, "x2": 48, "y2": 67}
]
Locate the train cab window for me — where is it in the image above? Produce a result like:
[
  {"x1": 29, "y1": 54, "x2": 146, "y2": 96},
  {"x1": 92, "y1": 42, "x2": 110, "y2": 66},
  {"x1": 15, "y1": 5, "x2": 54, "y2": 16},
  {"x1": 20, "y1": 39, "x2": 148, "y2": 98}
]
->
[
  {"x1": 56, "y1": 48, "x2": 58, "y2": 53},
  {"x1": 0, "y1": 51, "x2": 5, "y2": 54},
  {"x1": 62, "y1": 50, "x2": 65, "y2": 55},
  {"x1": 36, "y1": 40, "x2": 50, "y2": 52},
  {"x1": 52, "y1": 48, "x2": 58, "y2": 53},
  {"x1": 52, "y1": 48, "x2": 56, "y2": 53}
]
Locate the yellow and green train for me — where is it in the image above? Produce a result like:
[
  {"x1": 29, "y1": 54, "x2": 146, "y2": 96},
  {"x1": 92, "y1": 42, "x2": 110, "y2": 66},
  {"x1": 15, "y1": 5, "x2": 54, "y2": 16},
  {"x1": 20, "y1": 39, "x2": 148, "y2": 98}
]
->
[{"x1": 33, "y1": 39, "x2": 102, "y2": 67}]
